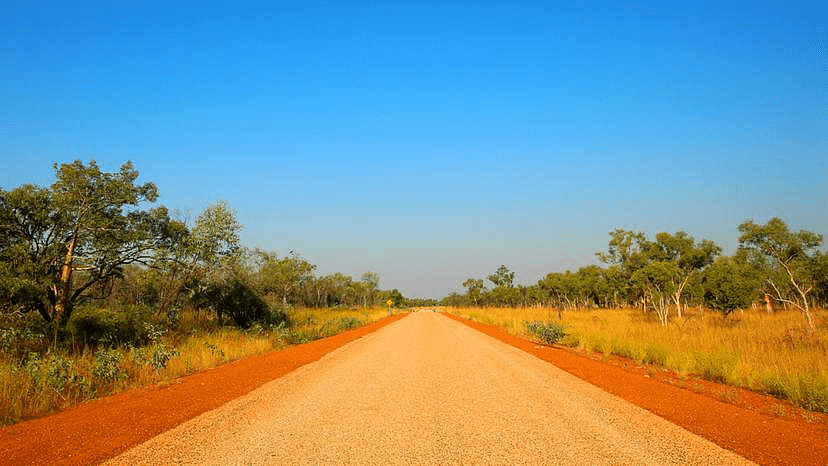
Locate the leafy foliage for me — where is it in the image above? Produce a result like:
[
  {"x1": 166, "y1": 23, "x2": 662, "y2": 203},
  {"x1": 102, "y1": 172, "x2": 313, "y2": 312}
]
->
[
  {"x1": 739, "y1": 217, "x2": 824, "y2": 329},
  {"x1": 193, "y1": 279, "x2": 289, "y2": 329},
  {"x1": 525, "y1": 320, "x2": 567, "y2": 345},
  {"x1": 68, "y1": 305, "x2": 158, "y2": 349},
  {"x1": 0, "y1": 160, "x2": 184, "y2": 327},
  {"x1": 703, "y1": 253, "x2": 762, "y2": 315},
  {"x1": 92, "y1": 348, "x2": 126, "y2": 381}
]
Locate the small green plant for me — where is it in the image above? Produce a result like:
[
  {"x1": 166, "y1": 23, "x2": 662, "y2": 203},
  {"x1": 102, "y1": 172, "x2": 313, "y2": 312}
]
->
[
  {"x1": 133, "y1": 343, "x2": 180, "y2": 370},
  {"x1": 560, "y1": 331, "x2": 580, "y2": 347},
  {"x1": 337, "y1": 316, "x2": 362, "y2": 330},
  {"x1": 525, "y1": 321, "x2": 567, "y2": 345},
  {"x1": 92, "y1": 348, "x2": 126, "y2": 381},
  {"x1": 43, "y1": 353, "x2": 71, "y2": 392}
]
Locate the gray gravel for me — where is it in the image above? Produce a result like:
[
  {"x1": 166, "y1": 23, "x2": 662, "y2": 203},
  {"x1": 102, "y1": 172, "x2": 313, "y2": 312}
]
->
[{"x1": 105, "y1": 311, "x2": 755, "y2": 465}]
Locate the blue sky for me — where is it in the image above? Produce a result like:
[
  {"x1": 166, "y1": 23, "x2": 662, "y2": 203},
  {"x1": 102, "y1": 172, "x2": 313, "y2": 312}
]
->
[{"x1": 2, "y1": 1, "x2": 826, "y2": 298}]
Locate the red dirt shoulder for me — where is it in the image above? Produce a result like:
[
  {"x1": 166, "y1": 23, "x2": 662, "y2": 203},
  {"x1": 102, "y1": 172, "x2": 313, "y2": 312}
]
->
[{"x1": 444, "y1": 313, "x2": 828, "y2": 466}]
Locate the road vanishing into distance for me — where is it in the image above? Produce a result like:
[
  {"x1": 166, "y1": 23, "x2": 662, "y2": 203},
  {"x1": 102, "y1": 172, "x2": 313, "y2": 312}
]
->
[{"x1": 105, "y1": 312, "x2": 753, "y2": 465}]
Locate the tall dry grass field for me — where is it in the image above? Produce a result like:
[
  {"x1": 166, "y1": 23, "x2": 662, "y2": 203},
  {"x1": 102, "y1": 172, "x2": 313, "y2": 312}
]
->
[{"x1": 449, "y1": 306, "x2": 828, "y2": 413}]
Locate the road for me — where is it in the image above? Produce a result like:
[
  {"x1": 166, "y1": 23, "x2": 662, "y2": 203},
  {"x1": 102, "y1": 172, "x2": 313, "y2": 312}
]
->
[{"x1": 105, "y1": 311, "x2": 754, "y2": 465}]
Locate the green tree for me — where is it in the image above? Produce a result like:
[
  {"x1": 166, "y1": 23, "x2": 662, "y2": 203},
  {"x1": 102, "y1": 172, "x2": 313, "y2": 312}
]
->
[
  {"x1": 703, "y1": 252, "x2": 762, "y2": 316},
  {"x1": 596, "y1": 229, "x2": 650, "y2": 306},
  {"x1": 487, "y1": 265, "x2": 515, "y2": 288},
  {"x1": 631, "y1": 261, "x2": 682, "y2": 326},
  {"x1": 486, "y1": 265, "x2": 518, "y2": 306},
  {"x1": 811, "y1": 251, "x2": 828, "y2": 307},
  {"x1": 575, "y1": 265, "x2": 612, "y2": 308},
  {"x1": 252, "y1": 250, "x2": 316, "y2": 307},
  {"x1": 738, "y1": 217, "x2": 823, "y2": 329},
  {"x1": 0, "y1": 160, "x2": 181, "y2": 328},
  {"x1": 360, "y1": 272, "x2": 380, "y2": 307},
  {"x1": 651, "y1": 231, "x2": 721, "y2": 318},
  {"x1": 175, "y1": 201, "x2": 243, "y2": 319},
  {"x1": 596, "y1": 229, "x2": 649, "y2": 274},
  {"x1": 462, "y1": 278, "x2": 485, "y2": 306}
]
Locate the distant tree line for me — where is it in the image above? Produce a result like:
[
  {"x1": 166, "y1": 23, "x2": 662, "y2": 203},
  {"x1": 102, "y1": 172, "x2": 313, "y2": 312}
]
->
[
  {"x1": 0, "y1": 160, "x2": 406, "y2": 336},
  {"x1": 443, "y1": 220, "x2": 827, "y2": 329}
]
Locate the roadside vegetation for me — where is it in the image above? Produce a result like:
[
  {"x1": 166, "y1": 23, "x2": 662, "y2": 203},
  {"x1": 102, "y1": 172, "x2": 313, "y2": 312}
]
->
[
  {"x1": 450, "y1": 307, "x2": 828, "y2": 414},
  {"x1": 0, "y1": 160, "x2": 405, "y2": 426},
  {"x1": 0, "y1": 305, "x2": 390, "y2": 426},
  {"x1": 444, "y1": 216, "x2": 827, "y2": 413}
]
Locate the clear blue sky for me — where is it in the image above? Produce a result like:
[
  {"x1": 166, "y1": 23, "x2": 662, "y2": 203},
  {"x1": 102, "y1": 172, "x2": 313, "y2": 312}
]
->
[{"x1": 2, "y1": 1, "x2": 826, "y2": 298}]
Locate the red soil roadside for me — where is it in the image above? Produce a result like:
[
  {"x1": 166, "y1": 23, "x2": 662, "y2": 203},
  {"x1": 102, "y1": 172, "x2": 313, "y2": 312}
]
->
[
  {"x1": 2, "y1": 311, "x2": 826, "y2": 465},
  {"x1": 444, "y1": 313, "x2": 828, "y2": 466},
  {"x1": 0, "y1": 314, "x2": 406, "y2": 466}
]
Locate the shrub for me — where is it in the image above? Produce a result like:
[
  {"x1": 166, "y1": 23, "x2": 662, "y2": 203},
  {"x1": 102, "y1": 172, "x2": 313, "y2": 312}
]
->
[
  {"x1": 132, "y1": 343, "x2": 180, "y2": 370},
  {"x1": 203, "y1": 341, "x2": 225, "y2": 359},
  {"x1": 147, "y1": 343, "x2": 179, "y2": 370},
  {"x1": 525, "y1": 320, "x2": 567, "y2": 345},
  {"x1": 68, "y1": 305, "x2": 155, "y2": 348},
  {"x1": 43, "y1": 353, "x2": 71, "y2": 392},
  {"x1": 92, "y1": 348, "x2": 126, "y2": 381},
  {"x1": 0, "y1": 315, "x2": 48, "y2": 359},
  {"x1": 761, "y1": 373, "x2": 791, "y2": 400},
  {"x1": 560, "y1": 331, "x2": 580, "y2": 348}
]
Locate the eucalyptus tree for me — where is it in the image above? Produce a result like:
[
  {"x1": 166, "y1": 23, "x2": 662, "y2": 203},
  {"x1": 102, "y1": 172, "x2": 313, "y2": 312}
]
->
[
  {"x1": 487, "y1": 265, "x2": 515, "y2": 288},
  {"x1": 702, "y1": 251, "x2": 762, "y2": 316},
  {"x1": 252, "y1": 250, "x2": 316, "y2": 307},
  {"x1": 0, "y1": 160, "x2": 182, "y2": 329},
  {"x1": 650, "y1": 231, "x2": 721, "y2": 318},
  {"x1": 596, "y1": 229, "x2": 649, "y2": 306},
  {"x1": 631, "y1": 261, "x2": 682, "y2": 326},
  {"x1": 360, "y1": 272, "x2": 380, "y2": 307},
  {"x1": 174, "y1": 201, "x2": 244, "y2": 319},
  {"x1": 738, "y1": 217, "x2": 823, "y2": 329},
  {"x1": 486, "y1": 265, "x2": 518, "y2": 306},
  {"x1": 462, "y1": 278, "x2": 485, "y2": 306},
  {"x1": 810, "y1": 252, "x2": 828, "y2": 307}
]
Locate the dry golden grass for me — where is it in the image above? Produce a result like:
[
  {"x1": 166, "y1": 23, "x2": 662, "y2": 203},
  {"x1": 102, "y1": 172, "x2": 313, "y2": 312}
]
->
[{"x1": 448, "y1": 306, "x2": 828, "y2": 412}]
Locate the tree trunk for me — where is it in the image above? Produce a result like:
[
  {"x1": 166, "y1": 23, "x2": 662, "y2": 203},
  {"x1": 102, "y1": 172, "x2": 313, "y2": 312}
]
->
[
  {"x1": 53, "y1": 233, "x2": 78, "y2": 326},
  {"x1": 673, "y1": 275, "x2": 691, "y2": 320},
  {"x1": 779, "y1": 260, "x2": 815, "y2": 330}
]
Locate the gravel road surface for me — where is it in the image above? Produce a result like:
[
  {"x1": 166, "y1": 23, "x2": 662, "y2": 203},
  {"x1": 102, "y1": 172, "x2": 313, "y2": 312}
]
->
[{"x1": 106, "y1": 311, "x2": 754, "y2": 465}]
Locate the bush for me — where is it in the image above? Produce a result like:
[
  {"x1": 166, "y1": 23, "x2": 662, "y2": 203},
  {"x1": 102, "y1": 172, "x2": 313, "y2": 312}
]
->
[
  {"x1": 0, "y1": 314, "x2": 48, "y2": 359},
  {"x1": 92, "y1": 348, "x2": 126, "y2": 381},
  {"x1": 199, "y1": 280, "x2": 290, "y2": 329},
  {"x1": 560, "y1": 331, "x2": 580, "y2": 348},
  {"x1": 525, "y1": 320, "x2": 567, "y2": 345},
  {"x1": 132, "y1": 342, "x2": 181, "y2": 370},
  {"x1": 68, "y1": 305, "x2": 156, "y2": 348}
]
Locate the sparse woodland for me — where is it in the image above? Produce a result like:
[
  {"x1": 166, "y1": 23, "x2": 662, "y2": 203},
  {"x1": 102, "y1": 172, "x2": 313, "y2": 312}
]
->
[
  {"x1": 1, "y1": 159, "x2": 826, "y2": 424},
  {"x1": 0, "y1": 160, "x2": 401, "y2": 424}
]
